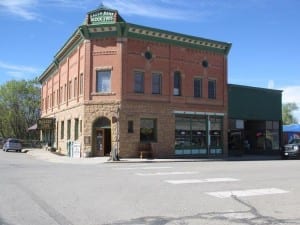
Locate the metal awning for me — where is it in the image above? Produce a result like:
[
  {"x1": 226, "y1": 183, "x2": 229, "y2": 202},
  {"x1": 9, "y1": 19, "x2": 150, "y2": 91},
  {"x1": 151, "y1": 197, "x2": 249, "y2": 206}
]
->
[{"x1": 27, "y1": 124, "x2": 38, "y2": 131}]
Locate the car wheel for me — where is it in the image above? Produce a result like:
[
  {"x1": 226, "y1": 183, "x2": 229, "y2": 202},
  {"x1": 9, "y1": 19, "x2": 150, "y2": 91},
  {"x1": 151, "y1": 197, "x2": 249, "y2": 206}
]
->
[{"x1": 5, "y1": 149, "x2": 8, "y2": 152}]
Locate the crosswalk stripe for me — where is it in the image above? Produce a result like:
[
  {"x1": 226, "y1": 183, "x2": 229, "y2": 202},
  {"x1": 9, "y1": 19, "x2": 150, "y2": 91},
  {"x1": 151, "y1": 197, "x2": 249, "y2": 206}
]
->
[
  {"x1": 206, "y1": 188, "x2": 289, "y2": 198},
  {"x1": 114, "y1": 166, "x2": 172, "y2": 170},
  {"x1": 165, "y1": 177, "x2": 239, "y2": 184},
  {"x1": 136, "y1": 171, "x2": 198, "y2": 176}
]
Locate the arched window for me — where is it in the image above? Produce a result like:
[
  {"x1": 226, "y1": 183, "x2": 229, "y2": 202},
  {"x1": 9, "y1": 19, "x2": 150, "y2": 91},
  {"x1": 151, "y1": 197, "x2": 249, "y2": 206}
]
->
[{"x1": 173, "y1": 71, "x2": 181, "y2": 96}]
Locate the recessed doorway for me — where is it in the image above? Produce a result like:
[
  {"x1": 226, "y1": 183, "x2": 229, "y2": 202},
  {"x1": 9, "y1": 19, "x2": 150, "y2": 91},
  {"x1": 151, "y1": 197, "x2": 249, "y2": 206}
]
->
[{"x1": 93, "y1": 117, "x2": 111, "y2": 156}]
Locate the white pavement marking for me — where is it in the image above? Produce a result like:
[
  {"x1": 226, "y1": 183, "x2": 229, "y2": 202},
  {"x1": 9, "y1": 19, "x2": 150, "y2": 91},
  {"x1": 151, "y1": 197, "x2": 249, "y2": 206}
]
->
[
  {"x1": 206, "y1": 188, "x2": 289, "y2": 198},
  {"x1": 114, "y1": 166, "x2": 172, "y2": 170},
  {"x1": 165, "y1": 177, "x2": 239, "y2": 184},
  {"x1": 136, "y1": 171, "x2": 198, "y2": 176}
]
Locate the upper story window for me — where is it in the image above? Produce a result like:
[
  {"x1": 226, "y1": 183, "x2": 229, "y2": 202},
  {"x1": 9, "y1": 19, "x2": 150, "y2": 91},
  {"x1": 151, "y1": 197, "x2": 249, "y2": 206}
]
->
[
  {"x1": 56, "y1": 89, "x2": 59, "y2": 105},
  {"x1": 134, "y1": 71, "x2": 144, "y2": 93},
  {"x1": 47, "y1": 96, "x2": 49, "y2": 109},
  {"x1": 96, "y1": 70, "x2": 111, "y2": 93},
  {"x1": 64, "y1": 84, "x2": 67, "y2": 102},
  {"x1": 208, "y1": 79, "x2": 216, "y2": 99},
  {"x1": 41, "y1": 98, "x2": 44, "y2": 111},
  {"x1": 79, "y1": 73, "x2": 83, "y2": 95},
  {"x1": 173, "y1": 71, "x2": 181, "y2": 96},
  {"x1": 68, "y1": 80, "x2": 72, "y2": 99},
  {"x1": 60, "y1": 86, "x2": 63, "y2": 103},
  {"x1": 152, "y1": 73, "x2": 162, "y2": 95},
  {"x1": 74, "y1": 77, "x2": 77, "y2": 98},
  {"x1": 53, "y1": 91, "x2": 56, "y2": 106},
  {"x1": 194, "y1": 78, "x2": 202, "y2": 98}
]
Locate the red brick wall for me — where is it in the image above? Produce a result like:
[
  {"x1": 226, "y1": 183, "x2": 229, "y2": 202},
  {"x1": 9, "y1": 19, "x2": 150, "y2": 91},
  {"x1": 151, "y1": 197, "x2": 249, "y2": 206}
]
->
[{"x1": 123, "y1": 38, "x2": 227, "y2": 110}]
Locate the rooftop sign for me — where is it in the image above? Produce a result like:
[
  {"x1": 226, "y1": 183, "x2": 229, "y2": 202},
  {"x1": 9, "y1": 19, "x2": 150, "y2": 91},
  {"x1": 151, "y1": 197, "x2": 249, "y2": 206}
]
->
[{"x1": 89, "y1": 10, "x2": 116, "y2": 25}]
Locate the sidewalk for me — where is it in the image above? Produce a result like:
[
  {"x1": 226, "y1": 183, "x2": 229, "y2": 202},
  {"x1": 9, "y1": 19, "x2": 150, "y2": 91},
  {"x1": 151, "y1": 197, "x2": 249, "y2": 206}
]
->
[
  {"x1": 24, "y1": 148, "x2": 214, "y2": 164},
  {"x1": 23, "y1": 148, "x2": 281, "y2": 164},
  {"x1": 24, "y1": 148, "x2": 110, "y2": 164}
]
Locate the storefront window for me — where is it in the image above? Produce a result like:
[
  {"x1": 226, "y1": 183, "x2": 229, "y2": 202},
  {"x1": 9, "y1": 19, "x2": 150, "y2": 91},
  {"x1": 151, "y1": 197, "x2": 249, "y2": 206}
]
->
[
  {"x1": 175, "y1": 117, "x2": 190, "y2": 148},
  {"x1": 191, "y1": 117, "x2": 206, "y2": 149},
  {"x1": 140, "y1": 118, "x2": 157, "y2": 142},
  {"x1": 175, "y1": 115, "x2": 207, "y2": 155},
  {"x1": 209, "y1": 116, "x2": 223, "y2": 154}
]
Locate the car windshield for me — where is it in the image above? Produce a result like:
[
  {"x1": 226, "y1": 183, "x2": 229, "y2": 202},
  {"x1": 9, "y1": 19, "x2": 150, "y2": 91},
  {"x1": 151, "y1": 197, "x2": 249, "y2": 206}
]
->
[
  {"x1": 8, "y1": 139, "x2": 20, "y2": 143},
  {"x1": 290, "y1": 139, "x2": 300, "y2": 144}
]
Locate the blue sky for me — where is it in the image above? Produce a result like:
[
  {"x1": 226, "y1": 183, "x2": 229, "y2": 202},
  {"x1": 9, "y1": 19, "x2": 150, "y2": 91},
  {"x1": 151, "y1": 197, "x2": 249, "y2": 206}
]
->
[{"x1": 0, "y1": 0, "x2": 299, "y2": 120}]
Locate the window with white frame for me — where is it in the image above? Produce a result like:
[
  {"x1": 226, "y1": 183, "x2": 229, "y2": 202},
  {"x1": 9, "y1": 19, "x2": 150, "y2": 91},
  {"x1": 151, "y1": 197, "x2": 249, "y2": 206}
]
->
[
  {"x1": 96, "y1": 70, "x2": 111, "y2": 93},
  {"x1": 173, "y1": 71, "x2": 181, "y2": 96}
]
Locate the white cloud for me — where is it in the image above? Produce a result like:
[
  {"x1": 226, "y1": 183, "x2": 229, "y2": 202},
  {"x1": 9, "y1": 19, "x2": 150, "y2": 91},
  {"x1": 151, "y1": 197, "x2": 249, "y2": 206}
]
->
[
  {"x1": 102, "y1": 0, "x2": 209, "y2": 21},
  {"x1": 0, "y1": 0, "x2": 39, "y2": 20},
  {"x1": 282, "y1": 86, "x2": 300, "y2": 104},
  {"x1": 267, "y1": 80, "x2": 274, "y2": 89},
  {"x1": 101, "y1": 0, "x2": 272, "y2": 22},
  {"x1": 0, "y1": 60, "x2": 40, "y2": 80},
  {"x1": 0, "y1": 0, "x2": 271, "y2": 22},
  {"x1": 282, "y1": 86, "x2": 300, "y2": 123},
  {"x1": 0, "y1": 0, "x2": 91, "y2": 21},
  {"x1": 40, "y1": 0, "x2": 91, "y2": 9}
]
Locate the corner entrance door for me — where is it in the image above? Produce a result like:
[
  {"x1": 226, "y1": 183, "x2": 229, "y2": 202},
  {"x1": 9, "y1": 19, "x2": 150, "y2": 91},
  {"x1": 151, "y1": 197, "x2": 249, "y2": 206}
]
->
[
  {"x1": 95, "y1": 128, "x2": 111, "y2": 156},
  {"x1": 96, "y1": 129, "x2": 104, "y2": 156}
]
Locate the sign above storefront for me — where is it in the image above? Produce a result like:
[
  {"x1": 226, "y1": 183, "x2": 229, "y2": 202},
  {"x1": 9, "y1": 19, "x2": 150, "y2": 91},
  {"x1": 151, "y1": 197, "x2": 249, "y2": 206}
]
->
[{"x1": 37, "y1": 118, "x2": 55, "y2": 130}]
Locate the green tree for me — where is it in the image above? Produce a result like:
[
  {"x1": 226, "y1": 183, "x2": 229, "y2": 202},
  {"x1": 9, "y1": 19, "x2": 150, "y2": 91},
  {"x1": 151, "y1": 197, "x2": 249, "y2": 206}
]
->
[
  {"x1": 0, "y1": 78, "x2": 40, "y2": 139},
  {"x1": 282, "y1": 102, "x2": 298, "y2": 125}
]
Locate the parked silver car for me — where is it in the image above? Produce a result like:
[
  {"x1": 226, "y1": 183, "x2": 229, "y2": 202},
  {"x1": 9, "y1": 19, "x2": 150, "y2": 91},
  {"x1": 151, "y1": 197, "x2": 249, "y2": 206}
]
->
[
  {"x1": 281, "y1": 138, "x2": 300, "y2": 159},
  {"x1": 2, "y1": 138, "x2": 22, "y2": 152}
]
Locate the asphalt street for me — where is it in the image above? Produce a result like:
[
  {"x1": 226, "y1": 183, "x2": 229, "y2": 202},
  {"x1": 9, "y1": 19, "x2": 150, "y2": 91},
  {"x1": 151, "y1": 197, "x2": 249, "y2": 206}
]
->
[{"x1": 0, "y1": 149, "x2": 299, "y2": 225}]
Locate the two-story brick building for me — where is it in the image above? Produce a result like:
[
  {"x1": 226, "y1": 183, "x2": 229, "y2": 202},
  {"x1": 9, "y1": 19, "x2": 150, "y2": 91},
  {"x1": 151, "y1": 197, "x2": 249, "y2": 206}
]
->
[{"x1": 39, "y1": 6, "x2": 231, "y2": 158}]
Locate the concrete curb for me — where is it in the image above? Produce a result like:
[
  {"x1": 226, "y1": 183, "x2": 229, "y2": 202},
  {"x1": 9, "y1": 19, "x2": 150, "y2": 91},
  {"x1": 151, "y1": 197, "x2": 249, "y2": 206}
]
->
[{"x1": 23, "y1": 148, "x2": 281, "y2": 164}]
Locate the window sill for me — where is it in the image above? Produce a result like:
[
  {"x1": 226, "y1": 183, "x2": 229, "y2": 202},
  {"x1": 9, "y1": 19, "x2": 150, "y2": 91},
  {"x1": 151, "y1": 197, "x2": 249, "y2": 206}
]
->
[{"x1": 91, "y1": 92, "x2": 116, "y2": 96}]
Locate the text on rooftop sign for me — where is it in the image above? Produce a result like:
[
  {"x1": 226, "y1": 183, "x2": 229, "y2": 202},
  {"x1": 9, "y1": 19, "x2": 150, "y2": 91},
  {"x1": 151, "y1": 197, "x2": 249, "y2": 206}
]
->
[{"x1": 89, "y1": 10, "x2": 116, "y2": 24}]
